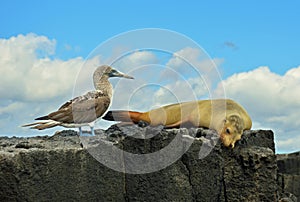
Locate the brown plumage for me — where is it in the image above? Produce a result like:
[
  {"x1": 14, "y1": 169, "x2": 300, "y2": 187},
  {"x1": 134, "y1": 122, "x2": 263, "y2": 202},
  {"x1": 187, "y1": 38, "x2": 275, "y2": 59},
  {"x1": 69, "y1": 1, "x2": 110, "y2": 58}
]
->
[{"x1": 22, "y1": 65, "x2": 133, "y2": 136}]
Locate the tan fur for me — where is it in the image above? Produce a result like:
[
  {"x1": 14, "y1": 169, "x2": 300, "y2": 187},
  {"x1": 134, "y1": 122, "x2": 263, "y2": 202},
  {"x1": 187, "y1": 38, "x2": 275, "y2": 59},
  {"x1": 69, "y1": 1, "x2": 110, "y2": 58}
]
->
[{"x1": 103, "y1": 99, "x2": 252, "y2": 148}]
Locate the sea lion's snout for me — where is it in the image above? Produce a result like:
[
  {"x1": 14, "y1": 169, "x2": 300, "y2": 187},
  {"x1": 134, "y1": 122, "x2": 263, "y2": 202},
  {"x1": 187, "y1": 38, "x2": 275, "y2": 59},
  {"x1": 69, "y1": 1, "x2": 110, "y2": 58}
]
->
[
  {"x1": 221, "y1": 137, "x2": 237, "y2": 149},
  {"x1": 220, "y1": 115, "x2": 245, "y2": 149},
  {"x1": 220, "y1": 127, "x2": 242, "y2": 149}
]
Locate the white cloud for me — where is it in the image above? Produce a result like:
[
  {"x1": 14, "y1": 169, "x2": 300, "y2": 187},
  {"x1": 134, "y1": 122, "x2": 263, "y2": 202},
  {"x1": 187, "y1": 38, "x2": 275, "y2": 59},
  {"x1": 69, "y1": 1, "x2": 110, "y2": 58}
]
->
[
  {"x1": 166, "y1": 47, "x2": 224, "y2": 77},
  {"x1": 147, "y1": 47, "x2": 225, "y2": 109},
  {"x1": 215, "y1": 66, "x2": 300, "y2": 153},
  {"x1": 153, "y1": 77, "x2": 208, "y2": 107},
  {"x1": 0, "y1": 33, "x2": 102, "y2": 136},
  {"x1": 0, "y1": 33, "x2": 85, "y2": 102},
  {"x1": 64, "y1": 44, "x2": 80, "y2": 52},
  {"x1": 162, "y1": 47, "x2": 225, "y2": 98},
  {"x1": 112, "y1": 50, "x2": 158, "y2": 73}
]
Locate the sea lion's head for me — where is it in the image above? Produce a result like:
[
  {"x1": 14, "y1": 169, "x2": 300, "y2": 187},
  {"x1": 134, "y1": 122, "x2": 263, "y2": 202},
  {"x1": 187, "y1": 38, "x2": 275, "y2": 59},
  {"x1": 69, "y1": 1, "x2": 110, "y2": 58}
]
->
[{"x1": 220, "y1": 115, "x2": 244, "y2": 148}]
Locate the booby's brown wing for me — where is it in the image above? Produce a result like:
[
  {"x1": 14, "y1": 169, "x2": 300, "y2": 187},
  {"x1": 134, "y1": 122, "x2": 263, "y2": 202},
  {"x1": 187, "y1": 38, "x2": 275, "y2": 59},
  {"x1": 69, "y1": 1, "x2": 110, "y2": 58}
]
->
[
  {"x1": 40, "y1": 91, "x2": 111, "y2": 124},
  {"x1": 57, "y1": 91, "x2": 103, "y2": 110}
]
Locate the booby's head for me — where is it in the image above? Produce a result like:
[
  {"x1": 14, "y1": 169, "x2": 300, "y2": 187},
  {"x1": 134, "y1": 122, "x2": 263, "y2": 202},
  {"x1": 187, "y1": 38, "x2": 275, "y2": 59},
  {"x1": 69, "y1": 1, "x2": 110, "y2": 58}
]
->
[
  {"x1": 219, "y1": 115, "x2": 244, "y2": 149},
  {"x1": 93, "y1": 65, "x2": 134, "y2": 82}
]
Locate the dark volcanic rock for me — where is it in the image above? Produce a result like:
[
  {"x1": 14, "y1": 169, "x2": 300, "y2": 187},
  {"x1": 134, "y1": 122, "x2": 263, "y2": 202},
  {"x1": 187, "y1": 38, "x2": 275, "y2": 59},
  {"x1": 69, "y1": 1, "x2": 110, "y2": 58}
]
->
[
  {"x1": 0, "y1": 131, "x2": 125, "y2": 201},
  {"x1": 277, "y1": 151, "x2": 300, "y2": 200},
  {"x1": 0, "y1": 127, "x2": 288, "y2": 201}
]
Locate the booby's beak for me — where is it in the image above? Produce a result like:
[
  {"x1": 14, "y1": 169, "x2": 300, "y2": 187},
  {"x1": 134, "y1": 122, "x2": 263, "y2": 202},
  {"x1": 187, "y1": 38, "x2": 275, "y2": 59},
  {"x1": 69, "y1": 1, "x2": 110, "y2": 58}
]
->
[{"x1": 110, "y1": 69, "x2": 134, "y2": 79}]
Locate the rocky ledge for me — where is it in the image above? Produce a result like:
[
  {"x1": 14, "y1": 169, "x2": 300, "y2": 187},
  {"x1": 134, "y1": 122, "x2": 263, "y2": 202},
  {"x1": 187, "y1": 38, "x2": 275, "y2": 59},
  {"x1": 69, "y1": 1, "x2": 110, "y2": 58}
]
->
[
  {"x1": 277, "y1": 151, "x2": 300, "y2": 201},
  {"x1": 0, "y1": 125, "x2": 297, "y2": 201}
]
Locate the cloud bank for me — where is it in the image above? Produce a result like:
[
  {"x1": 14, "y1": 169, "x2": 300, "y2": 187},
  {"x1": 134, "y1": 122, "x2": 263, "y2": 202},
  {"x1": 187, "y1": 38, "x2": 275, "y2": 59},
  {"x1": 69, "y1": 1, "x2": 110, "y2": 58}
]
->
[
  {"x1": 215, "y1": 66, "x2": 300, "y2": 153},
  {"x1": 0, "y1": 33, "x2": 84, "y2": 102},
  {"x1": 0, "y1": 33, "x2": 88, "y2": 135}
]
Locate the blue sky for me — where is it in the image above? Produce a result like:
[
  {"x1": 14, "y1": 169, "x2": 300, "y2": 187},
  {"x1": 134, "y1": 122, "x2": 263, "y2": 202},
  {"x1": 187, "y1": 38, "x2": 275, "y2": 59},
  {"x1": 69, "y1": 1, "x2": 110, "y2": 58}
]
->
[
  {"x1": 1, "y1": 1, "x2": 299, "y2": 75},
  {"x1": 1, "y1": 1, "x2": 300, "y2": 153}
]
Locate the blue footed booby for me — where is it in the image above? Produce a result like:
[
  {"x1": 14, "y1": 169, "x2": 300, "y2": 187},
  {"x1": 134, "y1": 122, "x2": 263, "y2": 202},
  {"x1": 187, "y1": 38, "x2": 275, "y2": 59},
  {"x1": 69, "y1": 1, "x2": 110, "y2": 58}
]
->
[{"x1": 22, "y1": 65, "x2": 133, "y2": 136}]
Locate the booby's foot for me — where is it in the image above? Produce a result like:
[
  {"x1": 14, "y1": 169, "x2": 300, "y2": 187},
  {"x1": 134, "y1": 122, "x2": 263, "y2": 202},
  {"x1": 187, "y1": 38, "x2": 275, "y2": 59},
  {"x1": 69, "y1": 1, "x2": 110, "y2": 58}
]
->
[
  {"x1": 80, "y1": 132, "x2": 94, "y2": 137},
  {"x1": 78, "y1": 128, "x2": 95, "y2": 136}
]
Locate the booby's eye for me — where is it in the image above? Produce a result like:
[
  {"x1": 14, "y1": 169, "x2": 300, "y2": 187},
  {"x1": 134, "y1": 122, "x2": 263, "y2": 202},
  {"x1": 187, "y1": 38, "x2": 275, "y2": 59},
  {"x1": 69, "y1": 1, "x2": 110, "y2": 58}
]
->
[
  {"x1": 226, "y1": 128, "x2": 231, "y2": 134},
  {"x1": 108, "y1": 69, "x2": 118, "y2": 77}
]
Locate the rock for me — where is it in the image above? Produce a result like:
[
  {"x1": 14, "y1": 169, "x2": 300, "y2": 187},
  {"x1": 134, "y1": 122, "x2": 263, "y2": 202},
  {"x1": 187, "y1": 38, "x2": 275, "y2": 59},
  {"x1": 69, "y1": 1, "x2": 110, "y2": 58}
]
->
[
  {"x1": 277, "y1": 151, "x2": 300, "y2": 200},
  {"x1": 0, "y1": 132, "x2": 125, "y2": 201},
  {"x1": 0, "y1": 126, "x2": 288, "y2": 201},
  {"x1": 277, "y1": 151, "x2": 300, "y2": 175}
]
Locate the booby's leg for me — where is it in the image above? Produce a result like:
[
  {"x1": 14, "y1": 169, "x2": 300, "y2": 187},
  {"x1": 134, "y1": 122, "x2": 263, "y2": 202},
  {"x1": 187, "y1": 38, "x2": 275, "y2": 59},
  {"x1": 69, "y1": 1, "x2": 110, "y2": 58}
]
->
[
  {"x1": 88, "y1": 122, "x2": 96, "y2": 136},
  {"x1": 90, "y1": 126, "x2": 95, "y2": 136},
  {"x1": 79, "y1": 127, "x2": 83, "y2": 136}
]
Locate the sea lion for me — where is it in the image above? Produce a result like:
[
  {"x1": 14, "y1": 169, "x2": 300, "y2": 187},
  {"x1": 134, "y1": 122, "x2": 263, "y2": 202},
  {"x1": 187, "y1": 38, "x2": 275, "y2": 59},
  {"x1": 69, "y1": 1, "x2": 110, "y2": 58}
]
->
[{"x1": 103, "y1": 99, "x2": 252, "y2": 148}]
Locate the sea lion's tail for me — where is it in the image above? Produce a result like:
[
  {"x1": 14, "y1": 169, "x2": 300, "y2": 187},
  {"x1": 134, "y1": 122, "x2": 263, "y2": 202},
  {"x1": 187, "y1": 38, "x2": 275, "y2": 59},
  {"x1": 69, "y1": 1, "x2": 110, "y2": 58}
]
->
[
  {"x1": 22, "y1": 121, "x2": 60, "y2": 130},
  {"x1": 103, "y1": 110, "x2": 149, "y2": 124}
]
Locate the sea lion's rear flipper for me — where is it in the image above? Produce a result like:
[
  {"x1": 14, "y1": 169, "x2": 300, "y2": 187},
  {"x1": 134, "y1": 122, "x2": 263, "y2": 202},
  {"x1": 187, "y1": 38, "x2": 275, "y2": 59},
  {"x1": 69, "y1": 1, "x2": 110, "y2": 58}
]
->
[{"x1": 103, "y1": 110, "x2": 149, "y2": 124}]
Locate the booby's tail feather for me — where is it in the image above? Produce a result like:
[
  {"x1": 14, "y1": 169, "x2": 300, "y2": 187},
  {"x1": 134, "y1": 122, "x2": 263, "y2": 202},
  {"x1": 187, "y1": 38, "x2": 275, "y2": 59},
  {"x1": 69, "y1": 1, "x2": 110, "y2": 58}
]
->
[
  {"x1": 22, "y1": 121, "x2": 60, "y2": 130},
  {"x1": 103, "y1": 110, "x2": 147, "y2": 123},
  {"x1": 35, "y1": 115, "x2": 50, "y2": 120}
]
